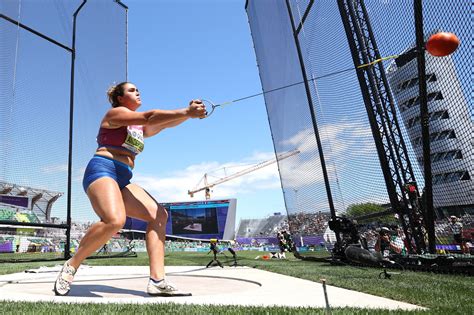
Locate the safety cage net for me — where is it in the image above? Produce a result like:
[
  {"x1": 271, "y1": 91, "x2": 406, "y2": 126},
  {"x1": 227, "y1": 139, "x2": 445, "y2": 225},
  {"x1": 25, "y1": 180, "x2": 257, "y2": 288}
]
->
[
  {"x1": 246, "y1": 0, "x2": 472, "y2": 259},
  {"x1": 0, "y1": 0, "x2": 128, "y2": 262}
]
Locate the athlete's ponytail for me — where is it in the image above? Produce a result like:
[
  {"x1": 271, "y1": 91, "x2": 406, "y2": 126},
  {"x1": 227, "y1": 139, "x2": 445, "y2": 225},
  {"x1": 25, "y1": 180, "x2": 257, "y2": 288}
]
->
[{"x1": 107, "y1": 82, "x2": 129, "y2": 107}]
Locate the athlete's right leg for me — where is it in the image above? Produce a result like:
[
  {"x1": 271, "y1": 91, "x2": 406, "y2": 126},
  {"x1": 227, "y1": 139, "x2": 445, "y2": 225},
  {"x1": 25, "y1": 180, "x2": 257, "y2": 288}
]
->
[
  {"x1": 68, "y1": 177, "x2": 127, "y2": 269},
  {"x1": 54, "y1": 177, "x2": 126, "y2": 295}
]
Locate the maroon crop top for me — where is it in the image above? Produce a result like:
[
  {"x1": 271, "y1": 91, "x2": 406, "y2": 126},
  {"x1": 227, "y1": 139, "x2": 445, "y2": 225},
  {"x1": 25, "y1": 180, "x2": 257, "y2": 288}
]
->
[{"x1": 97, "y1": 125, "x2": 144, "y2": 155}]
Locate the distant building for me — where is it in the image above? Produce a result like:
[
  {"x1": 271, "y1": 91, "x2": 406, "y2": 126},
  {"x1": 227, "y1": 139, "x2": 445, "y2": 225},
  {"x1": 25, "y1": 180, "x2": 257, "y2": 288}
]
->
[{"x1": 387, "y1": 47, "x2": 473, "y2": 217}]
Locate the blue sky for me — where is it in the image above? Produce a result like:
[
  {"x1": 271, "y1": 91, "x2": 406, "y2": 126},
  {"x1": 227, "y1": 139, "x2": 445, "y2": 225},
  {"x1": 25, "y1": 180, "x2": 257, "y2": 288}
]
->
[
  {"x1": 125, "y1": 0, "x2": 285, "y2": 223},
  {"x1": 2, "y1": 0, "x2": 470, "y2": 229},
  {"x1": 0, "y1": 0, "x2": 284, "y2": 227}
]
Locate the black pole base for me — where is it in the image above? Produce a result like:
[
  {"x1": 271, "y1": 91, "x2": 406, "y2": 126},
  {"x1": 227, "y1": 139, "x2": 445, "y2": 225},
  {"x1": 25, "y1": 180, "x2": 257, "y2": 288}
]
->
[{"x1": 206, "y1": 259, "x2": 224, "y2": 268}]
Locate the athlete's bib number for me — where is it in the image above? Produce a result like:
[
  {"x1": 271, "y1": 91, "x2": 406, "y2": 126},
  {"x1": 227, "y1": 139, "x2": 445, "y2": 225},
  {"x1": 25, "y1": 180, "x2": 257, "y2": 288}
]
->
[{"x1": 123, "y1": 126, "x2": 144, "y2": 154}]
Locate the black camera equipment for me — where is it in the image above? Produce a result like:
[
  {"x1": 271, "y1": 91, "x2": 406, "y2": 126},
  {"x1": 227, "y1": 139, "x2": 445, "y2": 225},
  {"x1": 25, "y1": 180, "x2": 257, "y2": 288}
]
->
[
  {"x1": 228, "y1": 247, "x2": 238, "y2": 267},
  {"x1": 328, "y1": 216, "x2": 361, "y2": 259},
  {"x1": 206, "y1": 239, "x2": 223, "y2": 268},
  {"x1": 345, "y1": 245, "x2": 401, "y2": 279},
  {"x1": 379, "y1": 227, "x2": 392, "y2": 235}
]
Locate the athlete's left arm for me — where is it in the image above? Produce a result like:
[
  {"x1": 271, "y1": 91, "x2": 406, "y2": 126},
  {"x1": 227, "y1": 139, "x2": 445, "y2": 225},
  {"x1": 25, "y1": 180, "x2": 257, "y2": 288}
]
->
[{"x1": 143, "y1": 116, "x2": 189, "y2": 138}]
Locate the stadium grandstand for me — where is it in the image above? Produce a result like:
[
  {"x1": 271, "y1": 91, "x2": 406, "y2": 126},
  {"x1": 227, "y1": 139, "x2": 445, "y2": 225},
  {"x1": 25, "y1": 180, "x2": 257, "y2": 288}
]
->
[
  {"x1": 236, "y1": 212, "x2": 331, "y2": 237},
  {"x1": 236, "y1": 214, "x2": 287, "y2": 238},
  {"x1": 236, "y1": 212, "x2": 333, "y2": 247},
  {"x1": 287, "y1": 212, "x2": 331, "y2": 236},
  {"x1": 0, "y1": 181, "x2": 64, "y2": 255},
  {"x1": 0, "y1": 181, "x2": 63, "y2": 223}
]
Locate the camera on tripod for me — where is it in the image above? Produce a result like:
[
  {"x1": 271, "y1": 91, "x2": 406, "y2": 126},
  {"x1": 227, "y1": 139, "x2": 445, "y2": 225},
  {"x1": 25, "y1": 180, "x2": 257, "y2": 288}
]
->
[
  {"x1": 205, "y1": 239, "x2": 238, "y2": 268},
  {"x1": 209, "y1": 238, "x2": 218, "y2": 254},
  {"x1": 206, "y1": 239, "x2": 223, "y2": 268}
]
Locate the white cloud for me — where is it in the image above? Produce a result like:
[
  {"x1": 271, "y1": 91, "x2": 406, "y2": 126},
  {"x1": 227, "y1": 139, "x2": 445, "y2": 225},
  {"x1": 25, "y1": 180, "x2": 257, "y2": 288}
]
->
[
  {"x1": 277, "y1": 121, "x2": 378, "y2": 190},
  {"x1": 41, "y1": 164, "x2": 68, "y2": 174},
  {"x1": 72, "y1": 166, "x2": 87, "y2": 183},
  {"x1": 40, "y1": 163, "x2": 88, "y2": 185},
  {"x1": 133, "y1": 152, "x2": 282, "y2": 202}
]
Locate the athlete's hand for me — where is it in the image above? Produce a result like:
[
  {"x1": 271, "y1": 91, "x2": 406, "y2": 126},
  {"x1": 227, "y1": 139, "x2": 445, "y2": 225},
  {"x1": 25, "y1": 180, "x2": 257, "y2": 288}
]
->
[{"x1": 187, "y1": 99, "x2": 206, "y2": 119}]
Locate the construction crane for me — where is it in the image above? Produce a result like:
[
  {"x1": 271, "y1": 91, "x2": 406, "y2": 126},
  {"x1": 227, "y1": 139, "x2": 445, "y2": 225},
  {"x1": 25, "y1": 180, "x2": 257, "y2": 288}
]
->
[{"x1": 188, "y1": 149, "x2": 300, "y2": 200}]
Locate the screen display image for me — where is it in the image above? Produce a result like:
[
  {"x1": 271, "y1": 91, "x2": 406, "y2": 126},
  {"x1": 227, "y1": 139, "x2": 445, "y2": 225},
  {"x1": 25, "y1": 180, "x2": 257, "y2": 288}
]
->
[
  {"x1": 171, "y1": 207, "x2": 218, "y2": 235},
  {"x1": 165, "y1": 199, "x2": 236, "y2": 240},
  {"x1": 122, "y1": 199, "x2": 236, "y2": 240}
]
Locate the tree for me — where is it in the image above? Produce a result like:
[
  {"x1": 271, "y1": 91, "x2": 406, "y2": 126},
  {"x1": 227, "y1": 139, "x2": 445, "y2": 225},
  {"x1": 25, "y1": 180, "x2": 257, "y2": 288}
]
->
[{"x1": 346, "y1": 203, "x2": 396, "y2": 224}]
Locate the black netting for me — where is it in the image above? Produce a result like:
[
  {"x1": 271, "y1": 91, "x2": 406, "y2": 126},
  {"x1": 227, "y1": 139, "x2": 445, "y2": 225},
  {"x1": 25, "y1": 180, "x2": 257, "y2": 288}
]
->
[
  {"x1": 246, "y1": 0, "x2": 472, "y2": 256},
  {"x1": 71, "y1": 0, "x2": 128, "y2": 242},
  {"x1": 0, "y1": 0, "x2": 127, "y2": 261}
]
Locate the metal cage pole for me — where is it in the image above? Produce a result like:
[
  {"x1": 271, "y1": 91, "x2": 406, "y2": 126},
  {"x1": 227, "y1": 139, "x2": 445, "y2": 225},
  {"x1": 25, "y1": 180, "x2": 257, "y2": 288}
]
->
[
  {"x1": 0, "y1": 7, "x2": 79, "y2": 262},
  {"x1": 337, "y1": 0, "x2": 430, "y2": 253},
  {"x1": 285, "y1": 1, "x2": 340, "y2": 243},
  {"x1": 414, "y1": 0, "x2": 436, "y2": 254},
  {"x1": 115, "y1": 0, "x2": 129, "y2": 81},
  {"x1": 65, "y1": 0, "x2": 87, "y2": 260}
]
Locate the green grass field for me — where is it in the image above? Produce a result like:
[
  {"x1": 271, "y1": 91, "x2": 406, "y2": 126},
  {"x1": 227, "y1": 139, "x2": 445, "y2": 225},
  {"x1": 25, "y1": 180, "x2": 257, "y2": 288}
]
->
[{"x1": 0, "y1": 250, "x2": 472, "y2": 314}]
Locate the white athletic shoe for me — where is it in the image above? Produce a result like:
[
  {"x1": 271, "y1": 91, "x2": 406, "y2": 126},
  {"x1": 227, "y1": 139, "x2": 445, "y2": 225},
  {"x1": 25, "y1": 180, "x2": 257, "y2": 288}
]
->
[
  {"x1": 53, "y1": 260, "x2": 76, "y2": 296},
  {"x1": 147, "y1": 279, "x2": 192, "y2": 297}
]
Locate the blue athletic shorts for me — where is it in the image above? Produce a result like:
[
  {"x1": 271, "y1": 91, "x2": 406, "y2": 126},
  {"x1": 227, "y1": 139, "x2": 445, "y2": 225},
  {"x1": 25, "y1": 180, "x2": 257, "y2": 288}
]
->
[{"x1": 82, "y1": 155, "x2": 133, "y2": 192}]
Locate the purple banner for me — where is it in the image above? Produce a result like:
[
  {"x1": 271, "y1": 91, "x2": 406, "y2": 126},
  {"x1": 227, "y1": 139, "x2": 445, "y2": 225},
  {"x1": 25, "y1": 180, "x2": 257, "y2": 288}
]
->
[
  {"x1": 0, "y1": 241, "x2": 13, "y2": 253},
  {"x1": 236, "y1": 235, "x2": 325, "y2": 246},
  {"x1": 236, "y1": 237, "x2": 280, "y2": 245},
  {"x1": 0, "y1": 195, "x2": 29, "y2": 208},
  {"x1": 298, "y1": 235, "x2": 325, "y2": 246}
]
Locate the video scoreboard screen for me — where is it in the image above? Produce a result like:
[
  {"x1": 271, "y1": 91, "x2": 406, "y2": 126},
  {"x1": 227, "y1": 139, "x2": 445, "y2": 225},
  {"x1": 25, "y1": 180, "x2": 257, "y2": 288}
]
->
[{"x1": 123, "y1": 198, "x2": 236, "y2": 240}]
